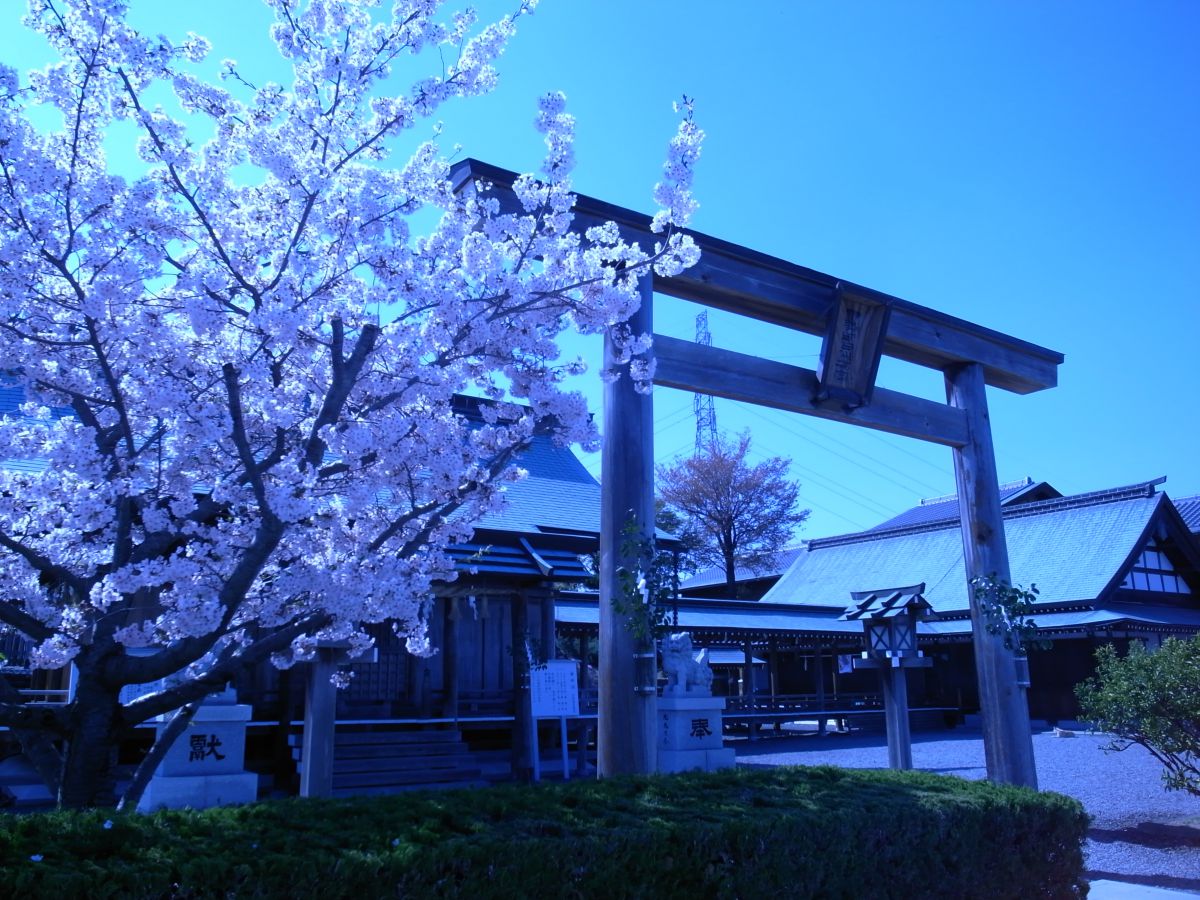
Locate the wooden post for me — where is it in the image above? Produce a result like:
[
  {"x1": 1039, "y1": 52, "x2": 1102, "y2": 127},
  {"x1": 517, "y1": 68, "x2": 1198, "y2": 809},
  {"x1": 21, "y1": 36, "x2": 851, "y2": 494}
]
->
[
  {"x1": 598, "y1": 273, "x2": 657, "y2": 776},
  {"x1": 768, "y1": 636, "x2": 779, "y2": 704},
  {"x1": 442, "y1": 596, "x2": 459, "y2": 719},
  {"x1": 743, "y1": 637, "x2": 757, "y2": 740},
  {"x1": 541, "y1": 596, "x2": 557, "y2": 663},
  {"x1": 511, "y1": 591, "x2": 532, "y2": 781},
  {"x1": 947, "y1": 363, "x2": 1038, "y2": 789},
  {"x1": 815, "y1": 645, "x2": 828, "y2": 734},
  {"x1": 300, "y1": 647, "x2": 338, "y2": 798},
  {"x1": 880, "y1": 664, "x2": 913, "y2": 769}
]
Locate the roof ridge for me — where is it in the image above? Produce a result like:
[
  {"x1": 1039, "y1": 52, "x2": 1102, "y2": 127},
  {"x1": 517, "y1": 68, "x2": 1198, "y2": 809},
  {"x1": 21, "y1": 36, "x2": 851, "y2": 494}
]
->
[
  {"x1": 919, "y1": 476, "x2": 1032, "y2": 507},
  {"x1": 810, "y1": 477, "x2": 1167, "y2": 549},
  {"x1": 998, "y1": 478, "x2": 1164, "y2": 521}
]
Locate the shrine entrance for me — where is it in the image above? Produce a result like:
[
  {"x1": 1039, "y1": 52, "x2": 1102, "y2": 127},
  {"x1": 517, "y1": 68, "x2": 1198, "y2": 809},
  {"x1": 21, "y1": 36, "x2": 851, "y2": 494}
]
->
[{"x1": 452, "y1": 159, "x2": 1063, "y2": 789}]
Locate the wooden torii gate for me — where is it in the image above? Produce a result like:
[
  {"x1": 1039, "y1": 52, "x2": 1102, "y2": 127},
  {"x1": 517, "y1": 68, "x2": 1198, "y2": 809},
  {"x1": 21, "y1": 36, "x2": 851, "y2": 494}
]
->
[{"x1": 451, "y1": 159, "x2": 1064, "y2": 789}]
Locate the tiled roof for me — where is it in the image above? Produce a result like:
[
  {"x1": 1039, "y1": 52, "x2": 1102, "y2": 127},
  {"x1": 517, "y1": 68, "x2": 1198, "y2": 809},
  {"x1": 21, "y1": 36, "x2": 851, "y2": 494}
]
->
[
  {"x1": 869, "y1": 477, "x2": 1061, "y2": 531},
  {"x1": 762, "y1": 479, "x2": 1182, "y2": 615},
  {"x1": 471, "y1": 432, "x2": 600, "y2": 539},
  {"x1": 1174, "y1": 494, "x2": 1200, "y2": 533},
  {"x1": 555, "y1": 593, "x2": 863, "y2": 639},
  {"x1": 923, "y1": 602, "x2": 1200, "y2": 636},
  {"x1": 679, "y1": 546, "x2": 806, "y2": 592}
]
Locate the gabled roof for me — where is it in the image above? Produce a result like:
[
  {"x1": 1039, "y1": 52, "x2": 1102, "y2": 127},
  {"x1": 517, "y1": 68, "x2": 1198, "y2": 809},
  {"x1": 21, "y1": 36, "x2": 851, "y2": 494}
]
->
[
  {"x1": 447, "y1": 431, "x2": 602, "y2": 583},
  {"x1": 869, "y1": 477, "x2": 1061, "y2": 531},
  {"x1": 471, "y1": 431, "x2": 600, "y2": 541},
  {"x1": 762, "y1": 478, "x2": 1198, "y2": 617}
]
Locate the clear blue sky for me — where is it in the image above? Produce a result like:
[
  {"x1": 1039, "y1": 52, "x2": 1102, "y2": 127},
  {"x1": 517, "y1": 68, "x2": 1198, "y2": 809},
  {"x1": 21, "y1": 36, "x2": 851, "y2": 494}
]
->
[{"x1": 5, "y1": 1, "x2": 1198, "y2": 539}]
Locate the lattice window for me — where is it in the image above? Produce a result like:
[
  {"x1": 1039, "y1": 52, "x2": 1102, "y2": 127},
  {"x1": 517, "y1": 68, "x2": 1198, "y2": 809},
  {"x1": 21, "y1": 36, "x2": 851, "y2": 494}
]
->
[{"x1": 1120, "y1": 543, "x2": 1193, "y2": 594}]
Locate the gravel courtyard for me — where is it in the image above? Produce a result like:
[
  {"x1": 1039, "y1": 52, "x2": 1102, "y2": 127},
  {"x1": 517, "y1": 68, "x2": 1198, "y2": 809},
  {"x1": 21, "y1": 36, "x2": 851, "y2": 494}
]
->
[{"x1": 733, "y1": 724, "x2": 1200, "y2": 893}]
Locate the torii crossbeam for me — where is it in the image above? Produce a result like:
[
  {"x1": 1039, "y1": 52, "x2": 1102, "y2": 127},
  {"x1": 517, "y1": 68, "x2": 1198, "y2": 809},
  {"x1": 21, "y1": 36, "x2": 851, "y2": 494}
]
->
[{"x1": 452, "y1": 159, "x2": 1064, "y2": 789}]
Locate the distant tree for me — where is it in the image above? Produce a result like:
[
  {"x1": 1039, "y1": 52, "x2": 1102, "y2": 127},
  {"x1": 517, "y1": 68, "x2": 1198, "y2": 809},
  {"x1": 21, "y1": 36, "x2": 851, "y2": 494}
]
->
[
  {"x1": 1075, "y1": 637, "x2": 1200, "y2": 796},
  {"x1": 656, "y1": 432, "x2": 807, "y2": 598}
]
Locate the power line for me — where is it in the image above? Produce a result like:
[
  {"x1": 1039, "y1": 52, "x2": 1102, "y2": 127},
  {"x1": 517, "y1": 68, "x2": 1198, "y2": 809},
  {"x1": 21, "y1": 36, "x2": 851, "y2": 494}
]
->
[
  {"x1": 745, "y1": 433, "x2": 897, "y2": 520},
  {"x1": 733, "y1": 400, "x2": 946, "y2": 497}
]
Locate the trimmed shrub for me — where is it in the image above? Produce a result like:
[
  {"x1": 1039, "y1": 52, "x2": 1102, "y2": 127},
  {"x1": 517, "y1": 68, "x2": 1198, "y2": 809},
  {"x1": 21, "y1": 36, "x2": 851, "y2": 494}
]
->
[{"x1": 0, "y1": 766, "x2": 1087, "y2": 898}]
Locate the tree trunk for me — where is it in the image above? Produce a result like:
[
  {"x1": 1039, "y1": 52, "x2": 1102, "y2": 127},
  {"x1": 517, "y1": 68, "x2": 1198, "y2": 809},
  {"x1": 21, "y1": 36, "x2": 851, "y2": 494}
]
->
[
  {"x1": 58, "y1": 679, "x2": 123, "y2": 809},
  {"x1": 723, "y1": 546, "x2": 737, "y2": 598},
  {"x1": 0, "y1": 674, "x2": 64, "y2": 795}
]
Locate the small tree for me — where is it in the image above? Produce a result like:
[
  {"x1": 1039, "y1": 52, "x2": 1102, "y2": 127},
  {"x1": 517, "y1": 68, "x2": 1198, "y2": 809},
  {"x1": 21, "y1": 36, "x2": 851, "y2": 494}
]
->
[
  {"x1": 1075, "y1": 637, "x2": 1200, "y2": 796},
  {"x1": 657, "y1": 432, "x2": 807, "y2": 598},
  {"x1": 0, "y1": 0, "x2": 702, "y2": 808}
]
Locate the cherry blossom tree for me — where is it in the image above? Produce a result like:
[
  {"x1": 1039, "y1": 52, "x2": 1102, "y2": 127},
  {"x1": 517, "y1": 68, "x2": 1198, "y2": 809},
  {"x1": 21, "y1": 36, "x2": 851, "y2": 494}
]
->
[{"x1": 0, "y1": 0, "x2": 701, "y2": 808}]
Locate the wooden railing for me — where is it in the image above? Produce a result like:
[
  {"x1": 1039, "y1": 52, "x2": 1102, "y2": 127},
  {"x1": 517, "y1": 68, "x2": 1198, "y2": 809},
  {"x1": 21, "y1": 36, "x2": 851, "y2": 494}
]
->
[{"x1": 723, "y1": 692, "x2": 883, "y2": 714}]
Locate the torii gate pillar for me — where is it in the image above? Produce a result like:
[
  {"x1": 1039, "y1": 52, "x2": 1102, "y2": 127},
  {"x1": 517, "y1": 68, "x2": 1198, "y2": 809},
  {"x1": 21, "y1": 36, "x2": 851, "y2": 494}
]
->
[
  {"x1": 947, "y1": 363, "x2": 1038, "y2": 789},
  {"x1": 597, "y1": 275, "x2": 657, "y2": 776}
]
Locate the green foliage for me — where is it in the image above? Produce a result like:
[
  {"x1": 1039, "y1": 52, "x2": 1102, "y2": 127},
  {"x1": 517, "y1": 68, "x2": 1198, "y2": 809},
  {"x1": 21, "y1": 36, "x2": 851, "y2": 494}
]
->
[
  {"x1": 971, "y1": 576, "x2": 1051, "y2": 653},
  {"x1": 0, "y1": 767, "x2": 1087, "y2": 898},
  {"x1": 609, "y1": 518, "x2": 674, "y2": 642},
  {"x1": 1076, "y1": 636, "x2": 1200, "y2": 796}
]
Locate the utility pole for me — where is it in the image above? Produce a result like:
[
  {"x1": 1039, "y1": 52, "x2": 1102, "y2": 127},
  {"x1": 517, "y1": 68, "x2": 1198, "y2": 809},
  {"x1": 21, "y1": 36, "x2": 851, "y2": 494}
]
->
[{"x1": 693, "y1": 311, "x2": 717, "y2": 454}]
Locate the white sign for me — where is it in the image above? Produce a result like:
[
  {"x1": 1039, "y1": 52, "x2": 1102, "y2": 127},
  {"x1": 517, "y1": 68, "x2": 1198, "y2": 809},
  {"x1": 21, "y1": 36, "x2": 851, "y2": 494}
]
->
[{"x1": 530, "y1": 660, "x2": 580, "y2": 718}]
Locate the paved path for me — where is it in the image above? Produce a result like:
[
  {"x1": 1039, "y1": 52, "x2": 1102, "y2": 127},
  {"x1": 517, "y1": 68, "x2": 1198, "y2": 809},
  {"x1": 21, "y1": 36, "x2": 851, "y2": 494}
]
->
[{"x1": 733, "y1": 724, "x2": 1200, "y2": 895}]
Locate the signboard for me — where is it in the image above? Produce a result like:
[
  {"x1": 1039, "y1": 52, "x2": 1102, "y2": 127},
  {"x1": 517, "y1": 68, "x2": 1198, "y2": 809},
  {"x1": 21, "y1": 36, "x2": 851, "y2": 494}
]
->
[
  {"x1": 530, "y1": 660, "x2": 580, "y2": 719},
  {"x1": 815, "y1": 286, "x2": 891, "y2": 410}
]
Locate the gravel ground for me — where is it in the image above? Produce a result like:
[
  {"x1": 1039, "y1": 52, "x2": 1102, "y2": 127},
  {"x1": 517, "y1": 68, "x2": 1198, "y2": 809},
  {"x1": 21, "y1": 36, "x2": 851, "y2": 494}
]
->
[{"x1": 733, "y1": 724, "x2": 1200, "y2": 893}]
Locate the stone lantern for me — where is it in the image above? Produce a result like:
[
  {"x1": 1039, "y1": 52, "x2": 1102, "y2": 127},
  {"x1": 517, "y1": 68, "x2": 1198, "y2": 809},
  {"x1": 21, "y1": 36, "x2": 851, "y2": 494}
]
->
[{"x1": 841, "y1": 583, "x2": 934, "y2": 770}]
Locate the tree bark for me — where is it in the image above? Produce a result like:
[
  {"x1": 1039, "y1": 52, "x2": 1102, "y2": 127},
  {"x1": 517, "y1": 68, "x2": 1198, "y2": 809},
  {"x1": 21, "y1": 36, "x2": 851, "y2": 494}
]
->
[
  {"x1": 117, "y1": 700, "x2": 200, "y2": 812},
  {"x1": 723, "y1": 536, "x2": 737, "y2": 598},
  {"x1": 58, "y1": 678, "x2": 123, "y2": 809}
]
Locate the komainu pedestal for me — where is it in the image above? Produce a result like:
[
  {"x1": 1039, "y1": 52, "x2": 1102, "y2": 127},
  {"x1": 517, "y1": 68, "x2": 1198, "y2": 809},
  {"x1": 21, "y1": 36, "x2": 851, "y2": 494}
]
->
[
  {"x1": 136, "y1": 687, "x2": 258, "y2": 812},
  {"x1": 657, "y1": 634, "x2": 735, "y2": 773}
]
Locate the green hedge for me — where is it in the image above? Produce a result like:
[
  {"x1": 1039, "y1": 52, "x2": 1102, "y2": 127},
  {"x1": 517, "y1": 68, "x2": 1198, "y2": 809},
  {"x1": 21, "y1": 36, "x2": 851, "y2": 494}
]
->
[{"x1": 0, "y1": 766, "x2": 1087, "y2": 898}]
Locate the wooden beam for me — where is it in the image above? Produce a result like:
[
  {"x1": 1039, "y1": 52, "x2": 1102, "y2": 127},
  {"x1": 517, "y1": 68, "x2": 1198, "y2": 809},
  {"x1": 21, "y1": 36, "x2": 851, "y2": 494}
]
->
[
  {"x1": 449, "y1": 158, "x2": 1064, "y2": 395},
  {"x1": 661, "y1": 255, "x2": 1061, "y2": 396},
  {"x1": 947, "y1": 362, "x2": 1038, "y2": 789},
  {"x1": 653, "y1": 334, "x2": 969, "y2": 447}
]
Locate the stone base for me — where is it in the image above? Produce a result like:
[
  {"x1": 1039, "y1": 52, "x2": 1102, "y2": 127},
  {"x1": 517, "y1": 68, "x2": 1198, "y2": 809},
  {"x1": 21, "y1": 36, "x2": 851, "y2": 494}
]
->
[
  {"x1": 157, "y1": 704, "x2": 252, "y2": 777},
  {"x1": 137, "y1": 771, "x2": 258, "y2": 813},
  {"x1": 658, "y1": 694, "x2": 726, "y2": 752},
  {"x1": 658, "y1": 747, "x2": 736, "y2": 774},
  {"x1": 657, "y1": 694, "x2": 733, "y2": 772}
]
